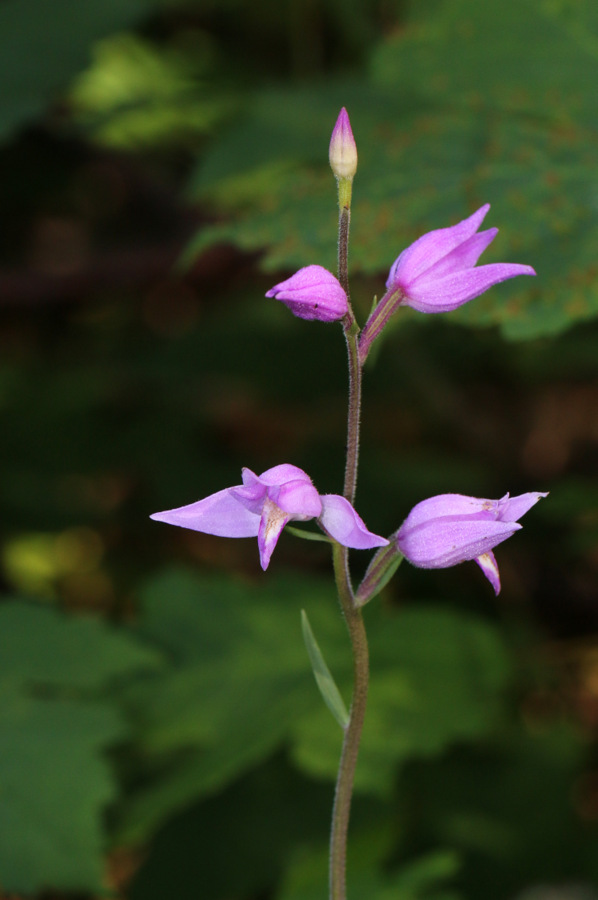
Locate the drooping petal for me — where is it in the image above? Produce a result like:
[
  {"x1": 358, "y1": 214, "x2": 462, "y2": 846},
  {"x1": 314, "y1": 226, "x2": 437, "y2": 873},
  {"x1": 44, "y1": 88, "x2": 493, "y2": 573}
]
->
[
  {"x1": 151, "y1": 487, "x2": 260, "y2": 538},
  {"x1": 405, "y1": 262, "x2": 536, "y2": 313},
  {"x1": 386, "y1": 205, "x2": 491, "y2": 289},
  {"x1": 318, "y1": 494, "x2": 388, "y2": 549},
  {"x1": 476, "y1": 551, "x2": 501, "y2": 595},
  {"x1": 258, "y1": 498, "x2": 291, "y2": 570}
]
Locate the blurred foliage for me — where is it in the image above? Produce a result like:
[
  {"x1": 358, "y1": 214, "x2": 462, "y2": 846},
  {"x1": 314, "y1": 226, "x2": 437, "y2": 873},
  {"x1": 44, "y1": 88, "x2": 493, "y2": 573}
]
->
[
  {"x1": 70, "y1": 32, "x2": 232, "y2": 150},
  {"x1": 183, "y1": 0, "x2": 598, "y2": 340},
  {"x1": 115, "y1": 568, "x2": 511, "y2": 842},
  {"x1": 400, "y1": 730, "x2": 598, "y2": 900},
  {"x1": 1, "y1": 0, "x2": 598, "y2": 899},
  {"x1": 0, "y1": 0, "x2": 166, "y2": 141},
  {"x1": 0, "y1": 600, "x2": 161, "y2": 892},
  {"x1": 276, "y1": 832, "x2": 461, "y2": 900}
]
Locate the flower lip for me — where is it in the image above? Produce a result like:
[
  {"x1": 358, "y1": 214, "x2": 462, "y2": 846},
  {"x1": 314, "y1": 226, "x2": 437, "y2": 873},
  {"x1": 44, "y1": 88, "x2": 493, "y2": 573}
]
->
[{"x1": 266, "y1": 265, "x2": 348, "y2": 323}]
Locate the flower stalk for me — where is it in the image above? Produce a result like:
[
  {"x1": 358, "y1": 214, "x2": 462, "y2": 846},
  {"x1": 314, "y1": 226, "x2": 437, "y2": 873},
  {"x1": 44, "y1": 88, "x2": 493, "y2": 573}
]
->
[
  {"x1": 329, "y1": 544, "x2": 369, "y2": 900},
  {"x1": 338, "y1": 202, "x2": 360, "y2": 505}
]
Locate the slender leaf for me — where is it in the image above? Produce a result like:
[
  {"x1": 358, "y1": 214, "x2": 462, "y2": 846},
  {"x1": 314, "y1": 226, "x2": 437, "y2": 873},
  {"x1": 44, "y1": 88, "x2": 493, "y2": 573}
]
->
[{"x1": 301, "y1": 608, "x2": 349, "y2": 729}]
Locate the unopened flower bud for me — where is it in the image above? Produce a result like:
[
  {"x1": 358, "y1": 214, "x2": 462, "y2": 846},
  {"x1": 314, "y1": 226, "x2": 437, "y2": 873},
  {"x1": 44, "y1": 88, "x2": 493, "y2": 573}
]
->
[
  {"x1": 329, "y1": 108, "x2": 357, "y2": 180},
  {"x1": 266, "y1": 265, "x2": 348, "y2": 323}
]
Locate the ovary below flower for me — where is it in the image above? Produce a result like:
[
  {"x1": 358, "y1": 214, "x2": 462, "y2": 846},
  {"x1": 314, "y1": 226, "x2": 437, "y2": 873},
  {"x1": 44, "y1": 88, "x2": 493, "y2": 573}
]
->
[
  {"x1": 151, "y1": 464, "x2": 387, "y2": 570},
  {"x1": 395, "y1": 491, "x2": 548, "y2": 594}
]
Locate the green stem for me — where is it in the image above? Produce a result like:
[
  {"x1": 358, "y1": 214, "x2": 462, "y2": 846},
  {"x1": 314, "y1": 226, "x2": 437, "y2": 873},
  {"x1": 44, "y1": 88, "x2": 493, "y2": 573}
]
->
[
  {"x1": 343, "y1": 328, "x2": 361, "y2": 505},
  {"x1": 338, "y1": 203, "x2": 351, "y2": 297},
  {"x1": 337, "y1": 203, "x2": 361, "y2": 505}
]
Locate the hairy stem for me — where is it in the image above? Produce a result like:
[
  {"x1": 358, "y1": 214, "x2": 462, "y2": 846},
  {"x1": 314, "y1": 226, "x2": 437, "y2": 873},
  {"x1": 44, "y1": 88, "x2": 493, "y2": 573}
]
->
[
  {"x1": 338, "y1": 202, "x2": 351, "y2": 297},
  {"x1": 338, "y1": 203, "x2": 361, "y2": 505},
  {"x1": 330, "y1": 544, "x2": 369, "y2": 900},
  {"x1": 343, "y1": 328, "x2": 361, "y2": 505}
]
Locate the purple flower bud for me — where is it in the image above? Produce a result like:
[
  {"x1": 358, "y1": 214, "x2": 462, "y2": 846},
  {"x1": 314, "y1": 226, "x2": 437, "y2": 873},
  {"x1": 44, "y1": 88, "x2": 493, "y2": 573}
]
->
[
  {"x1": 329, "y1": 107, "x2": 357, "y2": 180},
  {"x1": 266, "y1": 265, "x2": 348, "y2": 323},
  {"x1": 151, "y1": 464, "x2": 387, "y2": 570},
  {"x1": 359, "y1": 205, "x2": 536, "y2": 362},
  {"x1": 395, "y1": 491, "x2": 548, "y2": 594}
]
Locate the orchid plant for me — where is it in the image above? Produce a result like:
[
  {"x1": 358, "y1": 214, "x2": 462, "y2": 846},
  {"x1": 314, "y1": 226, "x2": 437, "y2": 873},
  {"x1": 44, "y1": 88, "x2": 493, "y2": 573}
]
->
[{"x1": 151, "y1": 109, "x2": 546, "y2": 900}]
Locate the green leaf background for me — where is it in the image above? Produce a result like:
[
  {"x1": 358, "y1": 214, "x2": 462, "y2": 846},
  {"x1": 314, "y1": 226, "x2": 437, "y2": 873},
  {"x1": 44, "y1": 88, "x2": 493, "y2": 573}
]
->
[
  {"x1": 0, "y1": 0, "x2": 166, "y2": 141},
  {"x1": 185, "y1": 0, "x2": 598, "y2": 340},
  {"x1": 117, "y1": 568, "x2": 510, "y2": 840},
  {"x1": 0, "y1": 601, "x2": 161, "y2": 893}
]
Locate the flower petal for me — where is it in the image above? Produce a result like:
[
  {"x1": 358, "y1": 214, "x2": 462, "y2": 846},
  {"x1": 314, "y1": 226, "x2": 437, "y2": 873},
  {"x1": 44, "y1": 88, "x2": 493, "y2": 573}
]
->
[
  {"x1": 419, "y1": 228, "x2": 497, "y2": 281},
  {"x1": 476, "y1": 551, "x2": 501, "y2": 595},
  {"x1": 318, "y1": 494, "x2": 388, "y2": 549},
  {"x1": 397, "y1": 493, "x2": 501, "y2": 528},
  {"x1": 231, "y1": 468, "x2": 268, "y2": 513},
  {"x1": 497, "y1": 491, "x2": 548, "y2": 521},
  {"x1": 386, "y1": 205, "x2": 491, "y2": 288},
  {"x1": 270, "y1": 478, "x2": 322, "y2": 519},
  {"x1": 397, "y1": 517, "x2": 521, "y2": 568},
  {"x1": 257, "y1": 464, "x2": 314, "y2": 487},
  {"x1": 253, "y1": 465, "x2": 322, "y2": 519},
  {"x1": 406, "y1": 262, "x2": 536, "y2": 313},
  {"x1": 151, "y1": 487, "x2": 260, "y2": 537}
]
